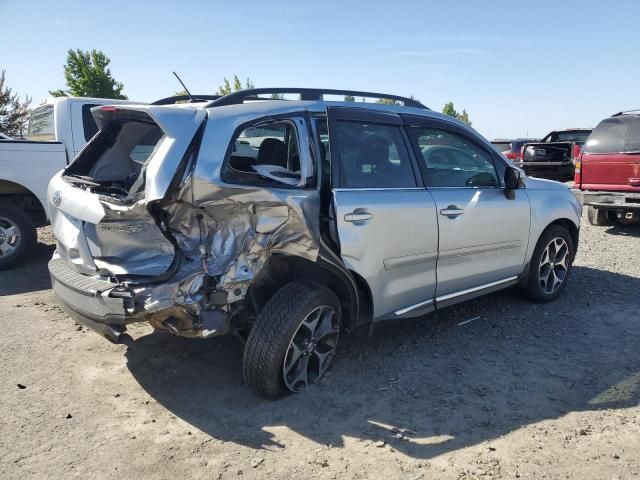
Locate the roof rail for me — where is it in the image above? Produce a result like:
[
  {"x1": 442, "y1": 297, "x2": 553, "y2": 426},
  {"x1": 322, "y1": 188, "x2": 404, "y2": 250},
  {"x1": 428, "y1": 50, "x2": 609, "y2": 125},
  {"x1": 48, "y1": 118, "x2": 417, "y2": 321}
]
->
[
  {"x1": 204, "y1": 88, "x2": 428, "y2": 109},
  {"x1": 612, "y1": 108, "x2": 640, "y2": 117},
  {"x1": 152, "y1": 94, "x2": 221, "y2": 105}
]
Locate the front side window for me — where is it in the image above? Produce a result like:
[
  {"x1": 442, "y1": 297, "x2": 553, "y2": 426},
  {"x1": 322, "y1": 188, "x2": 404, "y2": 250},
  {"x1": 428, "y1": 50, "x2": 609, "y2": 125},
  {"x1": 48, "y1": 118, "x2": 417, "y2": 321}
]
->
[
  {"x1": 584, "y1": 116, "x2": 640, "y2": 154},
  {"x1": 409, "y1": 127, "x2": 499, "y2": 188},
  {"x1": 27, "y1": 105, "x2": 55, "y2": 141},
  {"x1": 224, "y1": 119, "x2": 305, "y2": 187},
  {"x1": 334, "y1": 121, "x2": 416, "y2": 188}
]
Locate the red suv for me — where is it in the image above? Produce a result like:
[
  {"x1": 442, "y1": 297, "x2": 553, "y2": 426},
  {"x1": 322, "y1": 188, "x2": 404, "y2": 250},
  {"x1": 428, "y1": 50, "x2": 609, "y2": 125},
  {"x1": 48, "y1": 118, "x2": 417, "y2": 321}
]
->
[{"x1": 576, "y1": 110, "x2": 640, "y2": 226}]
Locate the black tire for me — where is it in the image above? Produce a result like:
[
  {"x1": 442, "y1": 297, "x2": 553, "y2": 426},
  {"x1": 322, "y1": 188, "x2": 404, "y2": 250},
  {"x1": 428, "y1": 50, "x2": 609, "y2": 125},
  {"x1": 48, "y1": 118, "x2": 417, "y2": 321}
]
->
[
  {"x1": 587, "y1": 206, "x2": 614, "y2": 226},
  {"x1": 525, "y1": 225, "x2": 575, "y2": 303},
  {"x1": 242, "y1": 280, "x2": 341, "y2": 399},
  {"x1": 0, "y1": 201, "x2": 37, "y2": 270}
]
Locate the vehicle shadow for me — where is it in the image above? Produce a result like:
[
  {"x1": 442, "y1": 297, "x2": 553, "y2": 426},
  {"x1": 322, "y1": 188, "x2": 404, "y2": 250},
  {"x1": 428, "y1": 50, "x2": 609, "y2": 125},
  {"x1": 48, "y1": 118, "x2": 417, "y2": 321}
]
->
[
  {"x1": 125, "y1": 266, "x2": 640, "y2": 459},
  {"x1": 603, "y1": 223, "x2": 640, "y2": 238},
  {"x1": 0, "y1": 241, "x2": 54, "y2": 296}
]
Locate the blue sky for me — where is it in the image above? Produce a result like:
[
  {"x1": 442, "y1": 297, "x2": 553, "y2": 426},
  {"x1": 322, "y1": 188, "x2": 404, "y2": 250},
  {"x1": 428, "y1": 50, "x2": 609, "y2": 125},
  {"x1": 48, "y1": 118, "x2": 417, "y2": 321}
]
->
[{"x1": 1, "y1": 0, "x2": 638, "y2": 139}]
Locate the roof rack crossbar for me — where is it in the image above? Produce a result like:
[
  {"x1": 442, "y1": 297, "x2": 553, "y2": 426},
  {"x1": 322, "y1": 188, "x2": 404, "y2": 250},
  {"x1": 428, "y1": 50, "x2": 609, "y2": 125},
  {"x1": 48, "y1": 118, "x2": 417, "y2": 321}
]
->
[
  {"x1": 204, "y1": 88, "x2": 428, "y2": 109},
  {"x1": 152, "y1": 94, "x2": 221, "y2": 105}
]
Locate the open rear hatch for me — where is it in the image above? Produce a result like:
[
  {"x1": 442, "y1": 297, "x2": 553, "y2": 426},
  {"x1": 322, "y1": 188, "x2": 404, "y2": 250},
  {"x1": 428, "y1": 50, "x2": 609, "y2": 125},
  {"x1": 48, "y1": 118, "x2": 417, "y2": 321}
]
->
[{"x1": 48, "y1": 104, "x2": 205, "y2": 277}]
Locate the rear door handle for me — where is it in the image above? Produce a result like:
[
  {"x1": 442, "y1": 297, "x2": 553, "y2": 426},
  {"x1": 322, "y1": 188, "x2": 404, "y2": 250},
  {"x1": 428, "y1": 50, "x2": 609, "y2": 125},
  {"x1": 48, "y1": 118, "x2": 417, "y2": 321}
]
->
[
  {"x1": 439, "y1": 205, "x2": 464, "y2": 218},
  {"x1": 344, "y1": 209, "x2": 373, "y2": 223}
]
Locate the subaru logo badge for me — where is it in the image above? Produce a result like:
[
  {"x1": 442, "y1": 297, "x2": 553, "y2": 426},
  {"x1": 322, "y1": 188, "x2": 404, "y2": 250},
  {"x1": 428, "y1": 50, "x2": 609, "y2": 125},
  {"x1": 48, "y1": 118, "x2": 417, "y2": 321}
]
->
[{"x1": 52, "y1": 190, "x2": 62, "y2": 207}]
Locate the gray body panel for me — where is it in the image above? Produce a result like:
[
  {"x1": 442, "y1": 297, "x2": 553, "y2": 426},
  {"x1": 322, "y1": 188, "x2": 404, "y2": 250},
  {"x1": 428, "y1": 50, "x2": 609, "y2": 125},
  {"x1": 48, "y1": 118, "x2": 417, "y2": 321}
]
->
[
  {"x1": 430, "y1": 187, "x2": 530, "y2": 297},
  {"x1": 333, "y1": 188, "x2": 438, "y2": 319}
]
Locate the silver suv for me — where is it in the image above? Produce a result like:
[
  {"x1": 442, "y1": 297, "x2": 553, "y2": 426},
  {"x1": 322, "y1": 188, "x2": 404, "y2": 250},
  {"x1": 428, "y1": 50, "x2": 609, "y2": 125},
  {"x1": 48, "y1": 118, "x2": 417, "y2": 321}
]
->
[{"x1": 47, "y1": 88, "x2": 581, "y2": 398}]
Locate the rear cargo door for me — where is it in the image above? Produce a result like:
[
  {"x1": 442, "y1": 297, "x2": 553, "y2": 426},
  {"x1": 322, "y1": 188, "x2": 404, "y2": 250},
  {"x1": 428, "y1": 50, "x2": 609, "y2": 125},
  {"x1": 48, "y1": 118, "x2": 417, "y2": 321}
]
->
[
  {"x1": 48, "y1": 105, "x2": 205, "y2": 276},
  {"x1": 327, "y1": 106, "x2": 439, "y2": 320},
  {"x1": 582, "y1": 115, "x2": 640, "y2": 191}
]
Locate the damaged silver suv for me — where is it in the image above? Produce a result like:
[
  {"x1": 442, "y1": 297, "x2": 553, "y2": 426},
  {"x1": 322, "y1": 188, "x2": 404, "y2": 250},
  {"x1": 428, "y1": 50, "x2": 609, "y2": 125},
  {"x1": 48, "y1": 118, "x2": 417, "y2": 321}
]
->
[{"x1": 48, "y1": 88, "x2": 581, "y2": 398}]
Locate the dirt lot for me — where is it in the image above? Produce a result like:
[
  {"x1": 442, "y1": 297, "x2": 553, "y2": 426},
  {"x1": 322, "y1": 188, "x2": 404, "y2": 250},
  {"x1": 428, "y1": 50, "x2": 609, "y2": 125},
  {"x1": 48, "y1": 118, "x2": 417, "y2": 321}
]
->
[{"x1": 1, "y1": 216, "x2": 639, "y2": 480}]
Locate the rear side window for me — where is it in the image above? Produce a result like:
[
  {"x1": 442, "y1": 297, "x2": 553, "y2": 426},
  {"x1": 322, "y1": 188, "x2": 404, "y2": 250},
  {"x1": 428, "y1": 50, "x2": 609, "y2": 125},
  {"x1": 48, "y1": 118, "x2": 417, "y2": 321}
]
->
[
  {"x1": 82, "y1": 104, "x2": 99, "y2": 141},
  {"x1": 409, "y1": 127, "x2": 499, "y2": 188},
  {"x1": 334, "y1": 121, "x2": 416, "y2": 188},
  {"x1": 223, "y1": 119, "x2": 306, "y2": 188},
  {"x1": 27, "y1": 105, "x2": 55, "y2": 141},
  {"x1": 584, "y1": 116, "x2": 640, "y2": 154}
]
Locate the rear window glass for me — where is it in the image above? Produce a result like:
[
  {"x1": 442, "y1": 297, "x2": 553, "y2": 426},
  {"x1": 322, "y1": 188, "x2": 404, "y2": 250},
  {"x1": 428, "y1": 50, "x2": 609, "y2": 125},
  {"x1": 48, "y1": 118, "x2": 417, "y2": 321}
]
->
[
  {"x1": 27, "y1": 105, "x2": 55, "y2": 141},
  {"x1": 545, "y1": 131, "x2": 591, "y2": 142},
  {"x1": 491, "y1": 141, "x2": 511, "y2": 152},
  {"x1": 584, "y1": 116, "x2": 640, "y2": 154}
]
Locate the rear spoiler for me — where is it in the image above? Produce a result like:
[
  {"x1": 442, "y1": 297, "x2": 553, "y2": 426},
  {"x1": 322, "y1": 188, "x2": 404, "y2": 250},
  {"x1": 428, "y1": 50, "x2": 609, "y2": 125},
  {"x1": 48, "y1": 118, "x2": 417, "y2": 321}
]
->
[{"x1": 151, "y1": 95, "x2": 221, "y2": 105}]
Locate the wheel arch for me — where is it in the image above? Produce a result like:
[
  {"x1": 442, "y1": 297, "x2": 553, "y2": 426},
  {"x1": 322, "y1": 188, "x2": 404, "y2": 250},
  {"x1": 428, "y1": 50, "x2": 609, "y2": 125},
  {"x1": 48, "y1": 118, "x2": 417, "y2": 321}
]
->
[
  {"x1": 247, "y1": 253, "x2": 364, "y2": 332},
  {"x1": 520, "y1": 217, "x2": 579, "y2": 289},
  {"x1": 0, "y1": 179, "x2": 48, "y2": 226},
  {"x1": 546, "y1": 218, "x2": 579, "y2": 251}
]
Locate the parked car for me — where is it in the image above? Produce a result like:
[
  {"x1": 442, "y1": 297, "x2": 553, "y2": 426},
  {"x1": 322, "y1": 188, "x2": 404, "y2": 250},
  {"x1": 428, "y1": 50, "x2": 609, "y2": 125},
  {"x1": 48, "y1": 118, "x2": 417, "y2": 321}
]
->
[
  {"x1": 0, "y1": 96, "x2": 135, "y2": 269},
  {"x1": 575, "y1": 110, "x2": 640, "y2": 225},
  {"x1": 492, "y1": 138, "x2": 539, "y2": 161},
  {"x1": 515, "y1": 129, "x2": 592, "y2": 181},
  {"x1": 47, "y1": 88, "x2": 581, "y2": 398}
]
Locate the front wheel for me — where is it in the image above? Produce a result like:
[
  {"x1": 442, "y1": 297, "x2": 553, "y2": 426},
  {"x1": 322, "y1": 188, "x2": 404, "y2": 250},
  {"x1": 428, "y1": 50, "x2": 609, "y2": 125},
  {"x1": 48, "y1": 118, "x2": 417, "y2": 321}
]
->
[
  {"x1": 243, "y1": 280, "x2": 341, "y2": 399},
  {"x1": 524, "y1": 225, "x2": 575, "y2": 303}
]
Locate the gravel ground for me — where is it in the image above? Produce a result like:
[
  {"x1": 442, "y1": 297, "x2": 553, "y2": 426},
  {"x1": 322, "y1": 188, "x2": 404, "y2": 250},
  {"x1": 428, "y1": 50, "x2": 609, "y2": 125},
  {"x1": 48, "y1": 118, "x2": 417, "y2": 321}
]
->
[{"x1": 1, "y1": 215, "x2": 639, "y2": 479}]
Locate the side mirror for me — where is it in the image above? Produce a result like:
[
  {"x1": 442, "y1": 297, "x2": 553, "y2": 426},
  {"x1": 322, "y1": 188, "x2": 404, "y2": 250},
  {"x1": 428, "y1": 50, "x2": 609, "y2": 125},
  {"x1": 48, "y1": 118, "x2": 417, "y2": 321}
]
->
[{"x1": 505, "y1": 166, "x2": 521, "y2": 190}]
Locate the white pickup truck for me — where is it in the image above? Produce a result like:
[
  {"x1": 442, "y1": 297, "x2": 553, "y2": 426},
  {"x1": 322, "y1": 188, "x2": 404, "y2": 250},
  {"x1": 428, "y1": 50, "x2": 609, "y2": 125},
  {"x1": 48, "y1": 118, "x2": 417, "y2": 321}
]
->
[{"x1": 0, "y1": 96, "x2": 133, "y2": 269}]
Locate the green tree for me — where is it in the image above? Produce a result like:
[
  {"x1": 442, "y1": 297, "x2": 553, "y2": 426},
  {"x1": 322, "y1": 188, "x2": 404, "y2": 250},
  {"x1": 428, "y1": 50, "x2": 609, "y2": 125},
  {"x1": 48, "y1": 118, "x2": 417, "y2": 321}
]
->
[
  {"x1": 344, "y1": 94, "x2": 355, "y2": 102},
  {"x1": 376, "y1": 98, "x2": 400, "y2": 105},
  {"x1": 270, "y1": 93, "x2": 285, "y2": 99},
  {"x1": 217, "y1": 75, "x2": 254, "y2": 95},
  {"x1": 50, "y1": 49, "x2": 127, "y2": 99},
  {"x1": 0, "y1": 70, "x2": 31, "y2": 137},
  {"x1": 442, "y1": 101, "x2": 472, "y2": 126}
]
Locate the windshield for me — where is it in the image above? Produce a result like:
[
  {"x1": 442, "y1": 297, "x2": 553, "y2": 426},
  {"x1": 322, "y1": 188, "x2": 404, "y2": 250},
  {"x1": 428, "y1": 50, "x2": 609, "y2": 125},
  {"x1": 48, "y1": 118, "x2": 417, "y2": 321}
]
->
[
  {"x1": 27, "y1": 105, "x2": 55, "y2": 141},
  {"x1": 584, "y1": 115, "x2": 640, "y2": 154},
  {"x1": 491, "y1": 141, "x2": 511, "y2": 152},
  {"x1": 545, "y1": 130, "x2": 591, "y2": 143}
]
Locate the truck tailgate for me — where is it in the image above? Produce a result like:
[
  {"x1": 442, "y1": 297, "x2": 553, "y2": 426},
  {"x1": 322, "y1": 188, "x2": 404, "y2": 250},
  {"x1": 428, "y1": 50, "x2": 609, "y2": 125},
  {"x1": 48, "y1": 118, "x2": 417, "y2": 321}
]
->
[{"x1": 581, "y1": 153, "x2": 640, "y2": 191}]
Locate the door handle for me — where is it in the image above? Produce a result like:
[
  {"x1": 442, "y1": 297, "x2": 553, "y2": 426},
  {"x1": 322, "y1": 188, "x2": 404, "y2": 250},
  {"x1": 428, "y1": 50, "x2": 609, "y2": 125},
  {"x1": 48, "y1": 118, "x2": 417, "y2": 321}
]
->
[
  {"x1": 344, "y1": 209, "x2": 373, "y2": 223},
  {"x1": 439, "y1": 205, "x2": 464, "y2": 218}
]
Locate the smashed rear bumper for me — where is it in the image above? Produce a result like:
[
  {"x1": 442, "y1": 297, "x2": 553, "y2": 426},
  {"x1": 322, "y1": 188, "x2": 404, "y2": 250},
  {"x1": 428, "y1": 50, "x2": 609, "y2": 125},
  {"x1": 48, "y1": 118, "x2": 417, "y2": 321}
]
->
[{"x1": 49, "y1": 257, "x2": 129, "y2": 343}]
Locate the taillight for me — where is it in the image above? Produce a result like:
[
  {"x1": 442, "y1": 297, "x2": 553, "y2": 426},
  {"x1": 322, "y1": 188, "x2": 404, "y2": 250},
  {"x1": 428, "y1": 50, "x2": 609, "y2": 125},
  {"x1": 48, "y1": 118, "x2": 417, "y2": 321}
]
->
[
  {"x1": 574, "y1": 156, "x2": 582, "y2": 187},
  {"x1": 505, "y1": 151, "x2": 518, "y2": 160},
  {"x1": 101, "y1": 105, "x2": 117, "y2": 112},
  {"x1": 572, "y1": 143, "x2": 581, "y2": 159},
  {"x1": 519, "y1": 146, "x2": 526, "y2": 160}
]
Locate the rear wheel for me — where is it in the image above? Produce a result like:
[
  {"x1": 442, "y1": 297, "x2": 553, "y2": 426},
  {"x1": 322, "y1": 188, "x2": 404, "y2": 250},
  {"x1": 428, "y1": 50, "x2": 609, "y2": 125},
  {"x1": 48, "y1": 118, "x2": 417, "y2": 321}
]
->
[
  {"x1": 525, "y1": 225, "x2": 575, "y2": 303},
  {"x1": 587, "y1": 206, "x2": 614, "y2": 226},
  {"x1": 243, "y1": 280, "x2": 341, "y2": 399},
  {"x1": 0, "y1": 201, "x2": 36, "y2": 270}
]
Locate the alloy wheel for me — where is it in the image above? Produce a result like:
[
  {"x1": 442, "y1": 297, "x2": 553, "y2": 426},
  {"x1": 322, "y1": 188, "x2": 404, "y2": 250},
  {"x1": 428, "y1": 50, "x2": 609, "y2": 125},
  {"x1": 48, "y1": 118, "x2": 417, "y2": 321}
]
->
[
  {"x1": 0, "y1": 217, "x2": 21, "y2": 258},
  {"x1": 282, "y1": 305, "x2": 339, "y2": 392},
  {"x1": 538, "y1": 237, "x2": 570, "y2": 294}
]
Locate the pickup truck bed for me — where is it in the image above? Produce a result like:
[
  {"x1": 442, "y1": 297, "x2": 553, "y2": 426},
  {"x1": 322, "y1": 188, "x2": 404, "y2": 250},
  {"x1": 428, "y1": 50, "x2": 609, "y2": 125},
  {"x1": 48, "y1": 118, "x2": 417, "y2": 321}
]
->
[{"x1": 514, "y1": 129, "x2": 591, "y2": 182}]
